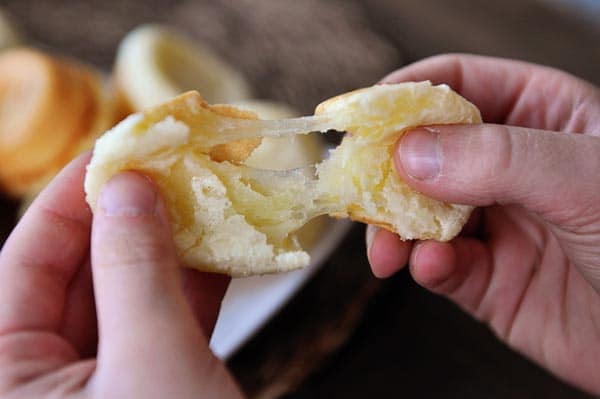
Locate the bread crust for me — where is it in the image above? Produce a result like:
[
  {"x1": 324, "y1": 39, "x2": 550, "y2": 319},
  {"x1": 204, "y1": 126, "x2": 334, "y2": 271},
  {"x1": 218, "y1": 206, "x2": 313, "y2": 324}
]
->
[
  {"x1": 0, "y1": 48, "x2": 107, "y2": 196},
  {"x1": 205, "y1": 104, "x2": 262, "y2": 163}
]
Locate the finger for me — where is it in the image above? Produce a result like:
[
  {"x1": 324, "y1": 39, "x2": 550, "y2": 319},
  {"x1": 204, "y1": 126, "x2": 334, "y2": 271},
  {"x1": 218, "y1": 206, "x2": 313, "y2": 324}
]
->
[
  {"x1": 395, "y1": 125, "x2": 600, "y2": 227},
  {"x1": 91, "y1": 172, "x2": 239, "y2": 397},
  {"x1": 409, "y1": 238, "x2": 491, "y2": 314},
  {"x1": 92, "y1": 171, "x2": 198, "y2": 349},
  {"x1": 366, "y1": 208, "x2": 482, "y2": 278},
  {"x1": 380, "y1": 54, "x2": 600, "y2": 132},
  {"x1": 410, "y1": 205, "x2": 547, "y2": 337},
  {"x1": 366, "y1": 225, "x2": 412, "y2": 278},
  {"x1": 58, "y1": 257, "x2": 97, "y2": 357},
  {"x1": 91, "y1": 172, "x2": 225, "y2": 354},
  {"x1": 396, "y1": 124, "x2": 600, "y2": 290},
  {"x1": 0, "y1": 152, "x2": 92, "y2": 335},
  {"x1": 181, "y1": 269, "x2": 229, "y2": 337}
]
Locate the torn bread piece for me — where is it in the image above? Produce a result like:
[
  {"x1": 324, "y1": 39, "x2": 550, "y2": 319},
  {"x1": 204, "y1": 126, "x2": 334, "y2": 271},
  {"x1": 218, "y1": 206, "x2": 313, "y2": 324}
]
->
[{"x1": 85, "y1": 81, "x2": 481, "y2": 276}]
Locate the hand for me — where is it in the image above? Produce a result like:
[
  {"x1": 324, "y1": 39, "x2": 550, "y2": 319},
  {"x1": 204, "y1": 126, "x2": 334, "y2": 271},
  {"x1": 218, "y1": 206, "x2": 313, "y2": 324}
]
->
[
  {"x1": 367, "y1": 54, "x2": 600, "y2": 394},
  {"x1": 0, "y1": 154, "x2": 242, "y2": 398}
]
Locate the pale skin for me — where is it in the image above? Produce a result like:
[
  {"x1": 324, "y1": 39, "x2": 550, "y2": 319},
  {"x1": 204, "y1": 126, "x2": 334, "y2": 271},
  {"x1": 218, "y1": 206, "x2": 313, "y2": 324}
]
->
[
  {"x1": 0, "y1": 158, "x2": 243, "y2": 398},
  {"x1": 0, "y1": 54, "x2": 598, "y2": 397},
  {"x1": 367, "y1": 54, "x2": 600, "y2": 394}
]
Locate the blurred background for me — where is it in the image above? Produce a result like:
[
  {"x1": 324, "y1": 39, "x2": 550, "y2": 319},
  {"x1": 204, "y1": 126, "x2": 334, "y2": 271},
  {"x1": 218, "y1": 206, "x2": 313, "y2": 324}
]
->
[{"x1": 0, "y1": 0, "x2": 599, "y2": 398}]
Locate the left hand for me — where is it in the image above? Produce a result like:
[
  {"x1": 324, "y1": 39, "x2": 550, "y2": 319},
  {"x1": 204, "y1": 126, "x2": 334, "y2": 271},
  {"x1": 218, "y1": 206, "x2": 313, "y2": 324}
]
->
[{"x1": 0, "y1": 153, "x2": 242, "y2": 398}]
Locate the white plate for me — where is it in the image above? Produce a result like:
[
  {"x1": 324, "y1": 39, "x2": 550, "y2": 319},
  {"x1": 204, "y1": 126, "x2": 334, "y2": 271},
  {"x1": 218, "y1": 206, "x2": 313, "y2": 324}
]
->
[{"x1": 210, "y1": 219, "x2": 353, "y2": 359}]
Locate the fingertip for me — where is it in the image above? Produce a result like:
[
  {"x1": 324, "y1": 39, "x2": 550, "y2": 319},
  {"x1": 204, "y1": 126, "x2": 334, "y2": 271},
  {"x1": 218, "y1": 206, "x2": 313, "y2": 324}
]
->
[
  {"x1": 367, "y1": 226, "x2": 411, "y2": 278},
  {"x1": 378, "y1": 72, "x2": 401, "y2": 85},
  {"x1": 409, "y1": 241, "x2": 457, "y2": 291},
  {"x1": 77, "y1": 149, "x2": 93, "y2": 165},
  {"x1": 377, "y1": 67, "x2": 414, "y2": 85},
  {"x1": 60, "y1": 149, "x2": 93, "y2": 173},
  {"x1": 25, "y1": 150, "x2": 95, "y2": 225}
]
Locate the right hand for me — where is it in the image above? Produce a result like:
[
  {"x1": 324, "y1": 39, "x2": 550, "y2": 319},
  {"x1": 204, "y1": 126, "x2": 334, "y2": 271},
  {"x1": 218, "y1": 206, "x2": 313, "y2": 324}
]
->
[{"x1": 367, "y1": 54, "x2": 600, "y2": 394}]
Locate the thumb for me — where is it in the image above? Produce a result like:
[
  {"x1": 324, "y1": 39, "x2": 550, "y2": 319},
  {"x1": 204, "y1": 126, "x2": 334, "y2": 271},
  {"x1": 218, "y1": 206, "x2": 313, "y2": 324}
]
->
[
  {"x1": 91, "y1": 171, "x2": 194, "y2": 346},
  {"x1": 395, "y1": 125, "x2": 600, "y2": 290},
  {"x1": 90, "y1": 172, "x2": 239, "y2": 396},
  {"x1": 395, "y1": 124, "x2": 600, "y2": 228}
]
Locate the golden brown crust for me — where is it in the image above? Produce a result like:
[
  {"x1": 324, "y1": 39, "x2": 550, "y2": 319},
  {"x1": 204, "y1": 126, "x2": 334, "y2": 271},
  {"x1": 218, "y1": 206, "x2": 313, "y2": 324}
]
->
[
  {"x1": 140, "y1": 91, "x2": 262, "y2": 164},
  {"x1": 0, "y1": 170, "x2": 47, "y2": 198},
  {"x1": 207, "y1": 105, "x2": 261, "y2": 163},
  {"x1": 70, "y1": 61, "x2": 119, "y2": 151},
  {"x1": 208, "y1": 138, "x2": 262, "y2": 163},
  {"x1": 0, "y1": 48, "x2": 106, "y2": 196},
  {"x1": 113, "y1": 84, "x2": 262, "y2": 165},
  {"x1": 0, "y1": 49, "x2": 66, "y2": 171}
]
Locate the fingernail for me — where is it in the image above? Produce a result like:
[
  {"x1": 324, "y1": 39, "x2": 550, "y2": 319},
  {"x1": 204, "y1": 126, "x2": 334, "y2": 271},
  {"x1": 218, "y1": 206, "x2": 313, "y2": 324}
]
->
[
  {"x1": 99, "y1": 172, "x2": 157, "y2": 216},
  {"x1": 365, "y1": 225, "x2": 379, "y2": 251},
  {"x1": 399, "y1": 128, "x2": 440, "y2": 180},
  {"x1": 365, "y1": 225, "x2": 380, "y2": 266}
]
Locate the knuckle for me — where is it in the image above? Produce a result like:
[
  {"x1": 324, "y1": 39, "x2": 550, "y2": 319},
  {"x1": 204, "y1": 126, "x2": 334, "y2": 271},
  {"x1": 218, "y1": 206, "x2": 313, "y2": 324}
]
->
[
  {"x1": 95, "y1": 219, "x2": 176, "y2": 269},
  {"x1": 439, "y1": 124, "x2": 527, "y2": 204},
  {"x1": 475, "y1": 125, "x2": 522, "y2": 188},
  {"x1": 444, "y1": 124, "x2": 520, "y2": 181},
  {"x1": 108, "y1": 236, "x2": 174, "y2": 269},
  {"x1": 489, "y1": 125, "x2": 518, "y2": 172}
]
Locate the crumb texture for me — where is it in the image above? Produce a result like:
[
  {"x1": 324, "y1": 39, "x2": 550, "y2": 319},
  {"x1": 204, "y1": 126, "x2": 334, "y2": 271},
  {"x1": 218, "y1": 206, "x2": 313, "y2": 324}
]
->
[{"x1": 85, "y1": 82, "x2": 481, "y2": 275}]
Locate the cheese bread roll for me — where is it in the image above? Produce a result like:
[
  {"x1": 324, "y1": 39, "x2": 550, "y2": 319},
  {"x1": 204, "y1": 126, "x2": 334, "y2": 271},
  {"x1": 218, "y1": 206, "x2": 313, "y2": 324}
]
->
[{"x1": 85, "y1": 81, "x2": 481, "y2": 276}]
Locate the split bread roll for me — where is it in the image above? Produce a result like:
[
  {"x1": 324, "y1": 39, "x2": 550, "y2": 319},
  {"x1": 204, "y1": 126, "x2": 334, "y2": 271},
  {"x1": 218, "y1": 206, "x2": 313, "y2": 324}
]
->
[{"x1": 85, "y1": 81, "x2": 482, "y2": 276}]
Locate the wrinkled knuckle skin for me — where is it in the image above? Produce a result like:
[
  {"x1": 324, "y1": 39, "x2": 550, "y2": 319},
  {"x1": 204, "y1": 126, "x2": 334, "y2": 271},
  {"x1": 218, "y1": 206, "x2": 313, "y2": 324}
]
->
[
  {"x1": 441, "y1": 125, "x2": 517, "y2": 187},
  {"x1": 490, "y1": 125, "x2": 517, "y2": 169},
  {"x1": 475, "y1": 125, "x2": 520, "y2": 189}
]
